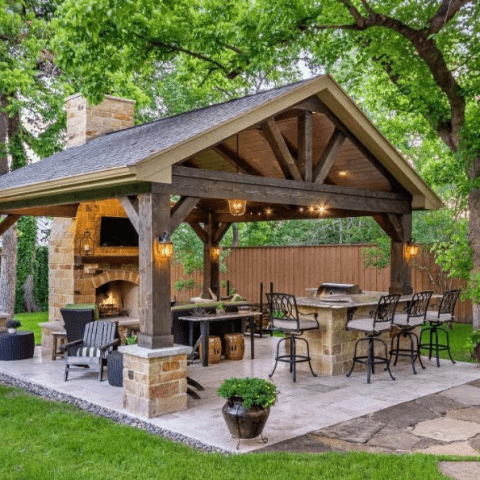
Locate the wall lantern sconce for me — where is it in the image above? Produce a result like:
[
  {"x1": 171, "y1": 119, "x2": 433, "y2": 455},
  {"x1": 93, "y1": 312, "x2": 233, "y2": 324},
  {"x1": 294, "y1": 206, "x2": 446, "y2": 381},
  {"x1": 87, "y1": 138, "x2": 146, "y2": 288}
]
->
[
  {"x1": 211, "y1": 246, "x2": 222, "y2": 259},
  {"x1": 155, "y1": 230, "x2": 173, "y2": 263},
  {"x1": 228, "y1": 198, "x2": 247, "y2": 216},
  {"x1": 404, "y1": 239, "x2": 419, "y2": 260},
  {"x1": 79, "y1": 231, "x2": 94, "y2": 256}
]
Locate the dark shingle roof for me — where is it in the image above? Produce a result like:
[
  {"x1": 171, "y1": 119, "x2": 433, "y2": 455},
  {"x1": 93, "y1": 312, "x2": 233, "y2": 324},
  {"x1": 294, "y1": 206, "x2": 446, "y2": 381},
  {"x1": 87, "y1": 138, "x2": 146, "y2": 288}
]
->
[{"x1": 0, "y1": 78, "x2": 316, "y2": 191}]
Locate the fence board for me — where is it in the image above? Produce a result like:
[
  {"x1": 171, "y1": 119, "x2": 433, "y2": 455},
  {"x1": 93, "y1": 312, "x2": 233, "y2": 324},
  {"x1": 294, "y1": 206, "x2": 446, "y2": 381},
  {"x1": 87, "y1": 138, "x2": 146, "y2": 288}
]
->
[{"x1": 171, "y1": 245, "x2": 471, "y2": 322}]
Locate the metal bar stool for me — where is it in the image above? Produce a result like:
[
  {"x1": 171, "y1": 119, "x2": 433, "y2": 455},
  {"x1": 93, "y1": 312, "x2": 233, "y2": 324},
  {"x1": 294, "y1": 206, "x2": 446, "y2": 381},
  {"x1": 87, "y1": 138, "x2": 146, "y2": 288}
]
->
[
  {"x1": 419, "y1": 289, "x2": 460, "y2": 367},
  {"x1": 267, "y1": 293, "x2": 319, "y2": 382},
  {"x1": 346, "y1": 294, "x2": 400, "y2": 384},
  {"x1": 390, "y1": 291, "x2": 432, "y2": 374}
]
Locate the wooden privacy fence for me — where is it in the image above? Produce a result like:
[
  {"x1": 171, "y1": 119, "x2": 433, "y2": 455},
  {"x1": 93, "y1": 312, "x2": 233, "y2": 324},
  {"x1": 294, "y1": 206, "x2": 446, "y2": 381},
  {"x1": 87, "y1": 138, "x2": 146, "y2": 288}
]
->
[{"x1": 171, "y1": 244, "x2": 471, "y2": 323}]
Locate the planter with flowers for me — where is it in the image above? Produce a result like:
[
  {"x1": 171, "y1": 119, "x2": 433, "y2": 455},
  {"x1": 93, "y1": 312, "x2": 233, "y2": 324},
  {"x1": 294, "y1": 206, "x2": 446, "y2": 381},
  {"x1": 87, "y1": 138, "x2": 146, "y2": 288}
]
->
[
  {"x1": 217, "y1": 377, "x2": 277, "y2": 447},
  {"x1": 6, "y1": 319, "x2": 21, "y2": 335}
]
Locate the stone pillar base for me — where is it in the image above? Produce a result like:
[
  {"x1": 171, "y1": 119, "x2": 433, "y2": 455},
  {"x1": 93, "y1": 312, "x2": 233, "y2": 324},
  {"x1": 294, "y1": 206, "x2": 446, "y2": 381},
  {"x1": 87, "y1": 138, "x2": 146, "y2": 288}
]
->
[{"x1": 119, "y1": 344, "x2": 192, "y2": 418}]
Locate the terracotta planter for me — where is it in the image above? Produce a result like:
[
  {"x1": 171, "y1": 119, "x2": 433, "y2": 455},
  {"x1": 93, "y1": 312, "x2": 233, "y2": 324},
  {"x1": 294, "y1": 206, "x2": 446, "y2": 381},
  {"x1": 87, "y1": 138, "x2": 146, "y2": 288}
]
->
[{"x1": 222, "y1": 397, "x2": 270, "y2": 439}]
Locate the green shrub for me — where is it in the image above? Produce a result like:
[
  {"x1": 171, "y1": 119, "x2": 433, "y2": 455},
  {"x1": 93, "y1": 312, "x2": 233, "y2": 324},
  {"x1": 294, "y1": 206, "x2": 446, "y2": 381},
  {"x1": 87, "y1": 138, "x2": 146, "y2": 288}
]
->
[{"x1": 217, "y1": 377, "x2": 277, "y2": 409}]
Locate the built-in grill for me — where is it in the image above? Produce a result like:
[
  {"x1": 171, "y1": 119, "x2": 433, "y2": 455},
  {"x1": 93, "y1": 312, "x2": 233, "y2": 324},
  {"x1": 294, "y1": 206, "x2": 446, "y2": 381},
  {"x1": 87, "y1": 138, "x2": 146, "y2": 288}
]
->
[{"x1": 317, "y1": 283, "x2": 362, "y2": 296}]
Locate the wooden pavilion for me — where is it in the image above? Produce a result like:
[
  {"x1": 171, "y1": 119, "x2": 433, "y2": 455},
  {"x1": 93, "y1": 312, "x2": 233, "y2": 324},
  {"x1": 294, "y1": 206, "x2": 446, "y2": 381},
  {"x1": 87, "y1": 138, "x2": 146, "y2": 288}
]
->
[{"x1": 0, "y1": 75, "x2": 442, "y2": 415}]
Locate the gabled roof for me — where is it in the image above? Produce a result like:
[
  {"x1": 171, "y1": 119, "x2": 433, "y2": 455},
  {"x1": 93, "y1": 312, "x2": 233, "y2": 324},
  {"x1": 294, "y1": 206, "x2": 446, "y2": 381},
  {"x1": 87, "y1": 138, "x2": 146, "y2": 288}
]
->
[{"x1": 0, "y1": 75, "x2": 442, "y2": 210}]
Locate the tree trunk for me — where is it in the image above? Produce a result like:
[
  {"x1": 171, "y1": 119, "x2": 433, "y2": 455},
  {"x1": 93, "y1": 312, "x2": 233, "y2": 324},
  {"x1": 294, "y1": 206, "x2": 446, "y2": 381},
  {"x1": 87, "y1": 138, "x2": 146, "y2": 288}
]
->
[
  {"x1": 0, "y1": 227, "x2": 17, "y2": 316},
  {"x1": 468, "y1": 187, "x2": 480, "y2": 329},
  {"x1": 23, "y1": 274, "x2": 39, "y2": 312},
  {"x1": 232, "y1": 224, "x2": 239, "y2": 247}
]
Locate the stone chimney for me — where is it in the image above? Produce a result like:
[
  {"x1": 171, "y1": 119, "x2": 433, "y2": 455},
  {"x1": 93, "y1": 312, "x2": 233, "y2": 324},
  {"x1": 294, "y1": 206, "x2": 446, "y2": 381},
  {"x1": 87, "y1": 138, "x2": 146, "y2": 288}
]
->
[{"x1": 65, "y1": 93, "x2": 135, "y2": 148}]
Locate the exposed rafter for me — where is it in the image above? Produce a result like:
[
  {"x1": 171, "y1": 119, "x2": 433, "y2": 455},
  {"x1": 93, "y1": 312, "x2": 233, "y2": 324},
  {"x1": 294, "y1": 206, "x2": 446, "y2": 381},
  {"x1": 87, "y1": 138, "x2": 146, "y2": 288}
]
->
[
  {"x1": 313, "y1": 129, "x2": 346, "y2": 184},
  {"x1": 170, "y1": 196, "x2": 200, "y2": 232},
  {"x1": 262, "y1": 118, "x2": 303, "y2": 181},
  {"x1": 119, "y1": 196, "x2": 140, "y2": 233},
  {"x1": 298, "y1": 111, "x2": 313, "y2": 182},
  {"x1": 212, "y1": 144, "x2": 262, "y2": 176},
  {"x1": 0, "y1": 215, "x2": 21, "y2": 237},
  {"x1": 0, "y1": 204, "x2": 79, "y2": 218},
  {"x1": 373, "y1": 214, "x2": 404, "y2": 242}
]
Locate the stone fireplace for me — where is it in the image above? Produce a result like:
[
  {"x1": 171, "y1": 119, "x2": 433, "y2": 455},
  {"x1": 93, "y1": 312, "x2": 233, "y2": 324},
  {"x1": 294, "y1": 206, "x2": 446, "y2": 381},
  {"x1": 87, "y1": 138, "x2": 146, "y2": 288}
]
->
[{"x1": 96, "y1": 280, "x2": 139, "y2": 318}]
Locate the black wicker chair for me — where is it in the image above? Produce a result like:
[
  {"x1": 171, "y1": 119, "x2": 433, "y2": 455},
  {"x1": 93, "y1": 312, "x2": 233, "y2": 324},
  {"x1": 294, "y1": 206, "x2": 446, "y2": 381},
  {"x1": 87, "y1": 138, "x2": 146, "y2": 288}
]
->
[
  {"x1": 61, "y1": 308, "x2": 95, "y2": 343},
  {"x1": 267, "y1": 293, "x2": 319, "y2": 382},
  {"x1": 390, "y1": 291, "x2": 433, "y2": 374},
  {"x1": 62, "y1": 321, "x2": 119, "y2": 382},
  {"x1": 346, "y1": 294, "x2": 400, "y2": 383},
  {"x1": 419, "y1": 289, "x2": 460, "y2": 367}
]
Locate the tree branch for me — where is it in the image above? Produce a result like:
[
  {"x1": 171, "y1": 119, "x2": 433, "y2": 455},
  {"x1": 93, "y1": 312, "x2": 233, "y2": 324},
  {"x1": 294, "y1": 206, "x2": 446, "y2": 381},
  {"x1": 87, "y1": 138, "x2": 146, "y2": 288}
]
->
[{"x1": 429, "y1": 0, "x2": 474, "y2": 34}]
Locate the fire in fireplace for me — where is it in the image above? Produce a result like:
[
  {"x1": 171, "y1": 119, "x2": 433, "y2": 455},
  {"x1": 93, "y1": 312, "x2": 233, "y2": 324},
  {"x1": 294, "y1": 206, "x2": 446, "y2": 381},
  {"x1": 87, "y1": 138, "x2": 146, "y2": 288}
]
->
[{"x1": 96, "y1": 280, "x2": 139, "y2": 318}]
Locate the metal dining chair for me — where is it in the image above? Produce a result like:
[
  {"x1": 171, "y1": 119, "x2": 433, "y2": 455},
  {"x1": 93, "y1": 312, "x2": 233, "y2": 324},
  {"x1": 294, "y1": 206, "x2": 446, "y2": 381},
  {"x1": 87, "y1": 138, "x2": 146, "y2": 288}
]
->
[
  {"x1": 346, "y1": 294, "x2": 400, "y2": 384},
  {"x1": 267, "y1": 293, "x2": 319, "y2": 382},
  {"x1": 419, "y1": 289, "x2": 460, "y2": 367},
  {"x1": 390, "y1": 290, "x2": 432, "y2": 374}
]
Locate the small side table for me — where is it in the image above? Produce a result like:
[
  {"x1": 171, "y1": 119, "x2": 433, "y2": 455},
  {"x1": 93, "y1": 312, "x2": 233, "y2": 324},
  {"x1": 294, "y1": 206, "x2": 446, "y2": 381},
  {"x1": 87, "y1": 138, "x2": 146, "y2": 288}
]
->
[
  {"x1": 107, "y1": 351, "x2": 123, "y2": 387},
  {"x1": 0, "y1": 331, "x2": 35, "y2": 361},
  {"x1": 52, "y1": 332, "x2": 67, "y2": 361}
]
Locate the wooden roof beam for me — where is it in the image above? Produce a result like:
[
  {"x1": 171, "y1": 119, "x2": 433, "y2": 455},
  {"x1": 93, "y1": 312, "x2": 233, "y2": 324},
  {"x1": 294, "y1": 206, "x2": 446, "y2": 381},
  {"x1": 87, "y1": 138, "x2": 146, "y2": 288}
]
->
[
  {"x1": 119, "y1": 196, "x2": 139, "y2": 233},
  {"x1": 373, "y1": 214, "x2": 404, "y2": 242},
  {"x1": 262, "y1": 118, "x2": 303, "y2": 181},
  {"x1": 170, "y1": 196, "x2": 200, "y2": 233},
  {"x1": 295, "y1": 97, "x2": 410, "y2": 196},
  {"x1": 0, "y1": 204, "x2": 79, "y2": 218},
  {"x1": 212, "y1": 144, "x2": 263, "y2": 176},
  {"x1": 154, "y1": 166, "x2": 411, "y2": 214},
  {"x1": 0, "y1": 215, "x2": 21, "y2": 236},
  {"x1": 313, "y1": 129, "x2": 346, "y2": 184},
  {"x1": 298, "y1": 111, "x2": 313, "y2": 182}
]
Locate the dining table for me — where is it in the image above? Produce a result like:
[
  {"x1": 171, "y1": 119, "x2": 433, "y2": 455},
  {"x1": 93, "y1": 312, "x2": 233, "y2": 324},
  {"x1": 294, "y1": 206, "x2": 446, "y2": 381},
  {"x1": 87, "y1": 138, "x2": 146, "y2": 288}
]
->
[{"x1": 178, "y1": 311, "x2": 261, "y2": 366}]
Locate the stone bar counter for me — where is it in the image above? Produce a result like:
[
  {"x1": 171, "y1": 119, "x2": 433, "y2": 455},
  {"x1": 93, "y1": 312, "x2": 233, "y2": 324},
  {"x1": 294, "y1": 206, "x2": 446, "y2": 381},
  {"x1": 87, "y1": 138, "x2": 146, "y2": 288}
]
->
[{"x1": 295, "y1": 291, "x2": 422, "y2": 376}]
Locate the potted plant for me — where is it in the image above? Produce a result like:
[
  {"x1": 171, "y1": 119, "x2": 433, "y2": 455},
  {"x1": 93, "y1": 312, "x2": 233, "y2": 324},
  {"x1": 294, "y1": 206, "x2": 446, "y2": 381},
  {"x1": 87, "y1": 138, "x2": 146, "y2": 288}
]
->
[
  {"x1": 217, "y1": 377, "x2": 277, "y2": 445},
  {"x1": 216, "y1": 302, "x2": 226, "y2": 315},
  {"x1": 125, "y1": 333, "x2": 137, "y2": 345},
  {"x1": 471, "y1": 329, "x2": 480, "y2": 365},
  {"x1": 6, "y1": 319, "x2": 21, "y2": 334}
]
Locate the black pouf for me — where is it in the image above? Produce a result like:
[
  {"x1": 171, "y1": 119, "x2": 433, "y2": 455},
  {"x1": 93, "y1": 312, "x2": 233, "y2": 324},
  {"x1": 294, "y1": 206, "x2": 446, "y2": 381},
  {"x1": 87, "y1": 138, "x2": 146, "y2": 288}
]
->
[
  {"x1": 107, "y1": 351, "x2": 123, "y2": 387},
  {"x1": 0, "y1": 331, "x2": 35, "y2": 361}
]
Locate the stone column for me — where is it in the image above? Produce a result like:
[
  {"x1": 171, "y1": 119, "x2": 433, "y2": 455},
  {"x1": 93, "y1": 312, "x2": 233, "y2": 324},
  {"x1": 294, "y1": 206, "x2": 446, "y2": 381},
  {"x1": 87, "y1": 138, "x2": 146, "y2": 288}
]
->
[{"x1": 120, "y1": 344, "x2": 191, "y2": 417}]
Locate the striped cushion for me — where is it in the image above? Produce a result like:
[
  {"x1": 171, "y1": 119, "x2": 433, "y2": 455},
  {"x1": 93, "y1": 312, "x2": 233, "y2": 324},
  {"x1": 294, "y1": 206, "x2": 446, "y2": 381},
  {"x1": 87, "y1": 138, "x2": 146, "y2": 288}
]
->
[{"x1": 75, "y1": 347, "x2": 102, "y2": 358}]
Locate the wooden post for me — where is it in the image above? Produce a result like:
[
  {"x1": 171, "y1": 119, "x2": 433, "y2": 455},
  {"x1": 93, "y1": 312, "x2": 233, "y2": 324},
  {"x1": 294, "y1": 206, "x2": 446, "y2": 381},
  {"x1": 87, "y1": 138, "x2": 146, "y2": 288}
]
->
[
  {"x1": 202, "y1": 212, "x2": 220, "y2": 298},
  {"x1": 389, "y1": 213, "x2": 413, "y2": 295},
  {"x1": 138, "y1": 192, "x2": 174, "y2": 349}
]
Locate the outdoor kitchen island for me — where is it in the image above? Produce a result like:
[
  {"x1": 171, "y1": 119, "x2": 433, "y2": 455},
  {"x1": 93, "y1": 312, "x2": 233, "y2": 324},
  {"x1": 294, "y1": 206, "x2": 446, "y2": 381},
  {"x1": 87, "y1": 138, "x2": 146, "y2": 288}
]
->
[{"x1": 294, "y1": 290, "x2": 421, "y2": 377}]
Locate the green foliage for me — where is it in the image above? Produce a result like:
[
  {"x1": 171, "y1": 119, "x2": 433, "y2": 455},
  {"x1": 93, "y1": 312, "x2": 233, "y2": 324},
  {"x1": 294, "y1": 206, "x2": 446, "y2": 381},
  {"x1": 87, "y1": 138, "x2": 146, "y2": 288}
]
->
[
  {"x1": 15, "y1": 216, "x2": 37, "y2": 313},
  {"x1": 217, "y1": 377, "x2": 277, "y2": 409},
  {"x1": 6, "y1": 319, "x2": 21, "y2": 329},
  {"x1": 125, "y1": 334, "x2": 138, "y2": 345},
  {"x1": 174, "y1": 278, "x2": 198, "y2": 292},
  {"x1": 33, "y1": 247, "x2": 49, "y2": 312}
]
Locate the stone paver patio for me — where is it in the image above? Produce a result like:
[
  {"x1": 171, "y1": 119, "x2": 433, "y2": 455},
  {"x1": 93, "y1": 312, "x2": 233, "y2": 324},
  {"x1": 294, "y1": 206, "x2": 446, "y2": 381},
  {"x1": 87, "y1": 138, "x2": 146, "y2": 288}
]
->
[{"x1": 1, "y1": 336, "x2": 480, "y2": 454}]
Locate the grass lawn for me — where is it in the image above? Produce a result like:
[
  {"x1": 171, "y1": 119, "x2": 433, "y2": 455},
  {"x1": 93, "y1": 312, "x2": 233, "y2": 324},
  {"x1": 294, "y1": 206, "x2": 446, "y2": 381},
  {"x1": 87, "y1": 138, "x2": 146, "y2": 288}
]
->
[
  {"x1": 15, "y1": 311, "x2": 48, "y2": 346},
  {"x1": 421, "y1": 322, "x2": 477, "y2": 364},
  {"x1": 0, "y1": 384, "x2": 456, "y2": 480}
]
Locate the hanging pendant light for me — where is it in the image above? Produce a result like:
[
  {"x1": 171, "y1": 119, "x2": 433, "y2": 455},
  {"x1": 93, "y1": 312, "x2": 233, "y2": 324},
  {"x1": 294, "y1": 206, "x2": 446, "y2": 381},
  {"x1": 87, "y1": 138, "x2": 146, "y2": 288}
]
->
[{"x1": 228, "y1": 135, "x2": 247, "y2": 216}]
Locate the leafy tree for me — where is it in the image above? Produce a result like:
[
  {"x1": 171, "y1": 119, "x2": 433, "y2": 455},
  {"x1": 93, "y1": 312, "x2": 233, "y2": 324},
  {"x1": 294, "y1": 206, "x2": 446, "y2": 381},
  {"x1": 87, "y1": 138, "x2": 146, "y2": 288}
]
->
[
  {"x1": 1, "y1": 0, "x2": 68, "y2": 314},
  {"x1": 53, "y1": 0, "x2": 480, "y2": 324},
  {"x1": 33, "y1": 246, "x2": 49, "y2": 311}
]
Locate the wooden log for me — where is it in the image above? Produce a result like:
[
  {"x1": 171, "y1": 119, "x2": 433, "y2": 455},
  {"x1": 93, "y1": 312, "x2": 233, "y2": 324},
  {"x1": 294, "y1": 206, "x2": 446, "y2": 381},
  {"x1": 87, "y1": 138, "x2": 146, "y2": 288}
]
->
[
  {"x1": 137, "y1": 192, "x2": 174, "y2": 349},
  {"x1": 0, "y1": 204, "x2": 79, "y2": 218}
]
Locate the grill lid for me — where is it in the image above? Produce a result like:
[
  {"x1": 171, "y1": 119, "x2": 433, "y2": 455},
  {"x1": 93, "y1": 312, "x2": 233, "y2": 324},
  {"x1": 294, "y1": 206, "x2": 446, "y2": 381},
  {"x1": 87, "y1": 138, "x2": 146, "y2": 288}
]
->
[{"x1": 317, "y1": 283, "x2": 362, "y2": 296}]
